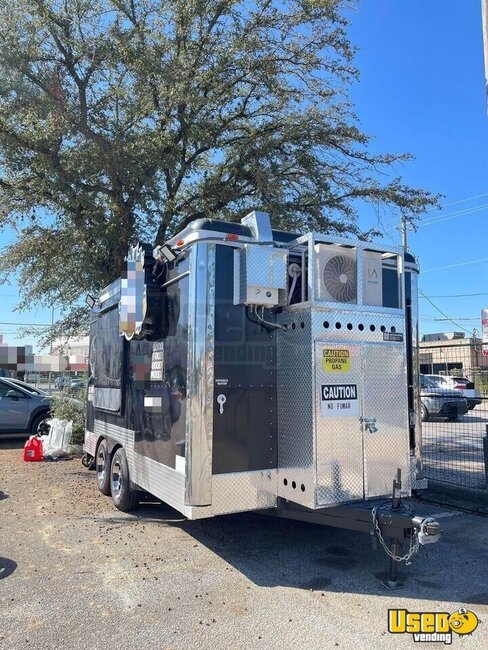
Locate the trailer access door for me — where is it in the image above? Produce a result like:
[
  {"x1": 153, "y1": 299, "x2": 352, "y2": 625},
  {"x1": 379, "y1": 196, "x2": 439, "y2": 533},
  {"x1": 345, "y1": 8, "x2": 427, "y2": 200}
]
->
[{"x1": 314, "y1": 340, "x2": 409, "y2": 506}]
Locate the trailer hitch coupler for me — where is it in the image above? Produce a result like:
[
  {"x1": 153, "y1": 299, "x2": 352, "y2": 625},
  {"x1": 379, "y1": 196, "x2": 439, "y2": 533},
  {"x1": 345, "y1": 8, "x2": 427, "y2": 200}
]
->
[{"x1": 411, "y1": 516, "x2": 443, "y2": 545}]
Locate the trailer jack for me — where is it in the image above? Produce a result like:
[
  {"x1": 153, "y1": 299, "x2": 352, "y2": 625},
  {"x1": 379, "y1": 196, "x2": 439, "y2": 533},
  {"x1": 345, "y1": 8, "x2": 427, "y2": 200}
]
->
[
  {"x1": 371, "y1": 513, "x2": 442, "y2": 589},
  {"x1": 372, "y1": 469, "x2": 442, "y2": 589}
]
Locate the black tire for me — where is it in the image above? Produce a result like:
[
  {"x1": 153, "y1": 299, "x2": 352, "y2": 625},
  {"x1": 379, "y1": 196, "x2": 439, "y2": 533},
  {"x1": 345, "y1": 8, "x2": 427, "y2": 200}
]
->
[
  {"x1": 110, "y1": 447, "x2": 138, "y2": 512},
  {"x1": 30, "y1": 412, "x2": 51, "y2": 436},
  {"x1": 82, "y1": 453, "x2": 96, "y2": 470},
  {"x1": 420, "y1": 403, "x2": 428, "y2": 422},
  {"x1": 96, "y1": 440, "x2": 111, "y2": 496}
]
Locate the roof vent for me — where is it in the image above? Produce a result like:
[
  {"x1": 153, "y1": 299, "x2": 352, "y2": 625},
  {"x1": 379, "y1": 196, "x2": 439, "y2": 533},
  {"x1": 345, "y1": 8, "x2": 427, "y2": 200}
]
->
[{"x1": 241, "y1": 211, "x2": 273, "y2": 242}]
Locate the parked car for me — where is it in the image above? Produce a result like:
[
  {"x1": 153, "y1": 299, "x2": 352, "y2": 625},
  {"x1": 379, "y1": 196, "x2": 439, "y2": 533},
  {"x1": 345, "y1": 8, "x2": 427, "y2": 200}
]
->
[
  {"x1": 0, "y1": 377, "x2": 53, "y2": 436},
  {"x1": 69, "y1": 379, "x2": 86, "y2": 392},
  {"x1": 419, "y1": 375, "x2": 468, "y2": 421},
  {"x1": 55, "y1": 376, "x2": 86, "y2": 392},
  {"x1": 424, "y1": 374, "x2": 482, "y2": 410}
]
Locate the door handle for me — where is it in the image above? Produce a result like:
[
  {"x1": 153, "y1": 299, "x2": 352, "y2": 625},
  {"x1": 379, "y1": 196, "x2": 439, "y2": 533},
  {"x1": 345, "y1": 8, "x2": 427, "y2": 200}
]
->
[{"x1": 360, "y1": 416, "x2": 378, "y2": 433}]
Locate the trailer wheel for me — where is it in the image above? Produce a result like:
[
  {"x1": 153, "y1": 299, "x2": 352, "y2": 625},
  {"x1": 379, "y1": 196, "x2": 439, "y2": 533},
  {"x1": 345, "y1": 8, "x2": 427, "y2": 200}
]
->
[
  {"x1": 96, "y1": 440, "x2": 111, "y2": 496},
  {"x1": 420, "y1": 403, "x2": 428, "y2": 422},
  {"x1": 110, "y1": 447, "x2": 138, "y2": 512}
]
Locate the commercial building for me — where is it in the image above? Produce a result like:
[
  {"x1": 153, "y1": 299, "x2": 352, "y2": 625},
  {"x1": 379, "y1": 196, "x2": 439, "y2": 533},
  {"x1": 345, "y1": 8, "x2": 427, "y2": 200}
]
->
[{"x1": 419, "y1": 332, "x2": 488, "y2": 375}]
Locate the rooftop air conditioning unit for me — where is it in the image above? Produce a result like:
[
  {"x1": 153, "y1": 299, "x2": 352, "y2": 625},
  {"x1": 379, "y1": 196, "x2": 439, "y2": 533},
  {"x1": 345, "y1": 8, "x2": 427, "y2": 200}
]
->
[{"x1": 316, "y1": 244, "x2": 357, "y2": 303}]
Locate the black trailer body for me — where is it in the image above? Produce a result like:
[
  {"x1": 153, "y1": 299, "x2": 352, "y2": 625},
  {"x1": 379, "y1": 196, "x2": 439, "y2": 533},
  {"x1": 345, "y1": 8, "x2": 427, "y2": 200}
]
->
[{"x1": 84, "y1": 212, "x2": 440, "y2": 569}]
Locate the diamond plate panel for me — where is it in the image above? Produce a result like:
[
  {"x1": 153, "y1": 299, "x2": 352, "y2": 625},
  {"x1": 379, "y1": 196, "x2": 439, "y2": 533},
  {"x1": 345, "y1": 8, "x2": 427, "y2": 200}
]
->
[
  {"x1": 314, "y1": 342, "x2": 364, "y2": 505},
  {"x1": 361, "y1": 342, "x2": 411, "y2": 497},
  {"x1": 277, "y1": 307, "x2": 411, "y2": 508},
  {"x1": 277, "y1": 309, "x2": 316, "y2": 508},
  {"x1": 234, "y1": 245, "x2": 288, "y2": 306},
  {"x1": 210, "y1": 470, "x2": 278, "y2": 515}
]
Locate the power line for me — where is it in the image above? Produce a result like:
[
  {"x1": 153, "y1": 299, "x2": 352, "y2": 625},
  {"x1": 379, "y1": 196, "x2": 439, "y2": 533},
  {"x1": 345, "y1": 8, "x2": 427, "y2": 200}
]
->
[
  {"x1": 426, "y1": 191, "x2": 488, "y2": 210},
  {"x1": 385, "y1": 202, "x2": 488, "y2": 233},
  {"x1": 384, "y1": 191, "x2": 488, "y2": 228},
  {"x1": 423, "y1": 256, "x2": 488, "y2": 273},
  {"x1": 418, "y1": 290, "x2": 474, "y2": 335},
  {"x1": 419, "y1": 203, "x2": 488, "y2": 227},
  {"x1": 420, "y1": 291, "x2": 488, "y2": 298}
]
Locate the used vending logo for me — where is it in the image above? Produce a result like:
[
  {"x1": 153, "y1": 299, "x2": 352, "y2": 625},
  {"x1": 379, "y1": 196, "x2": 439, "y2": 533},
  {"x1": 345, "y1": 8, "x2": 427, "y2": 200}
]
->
[
  {"x1": 322, "y1": 348, "x2": 350, "y2": 372},
  {"x1": 388, "y1": 607, "x2": 479, "y2": 644}
]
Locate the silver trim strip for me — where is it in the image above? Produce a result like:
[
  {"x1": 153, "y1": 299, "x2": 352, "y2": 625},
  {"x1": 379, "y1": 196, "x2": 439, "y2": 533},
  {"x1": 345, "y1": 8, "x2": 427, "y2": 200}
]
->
[
  {"x1": 167, "y1": 228, "x2": 253, "y2": 249},
  {"x1": 185, "y1": 243, "x2": 215, "y2": 506},
  {"x1": 409, "y1": 269, "x2": 424, "y2": 479}
]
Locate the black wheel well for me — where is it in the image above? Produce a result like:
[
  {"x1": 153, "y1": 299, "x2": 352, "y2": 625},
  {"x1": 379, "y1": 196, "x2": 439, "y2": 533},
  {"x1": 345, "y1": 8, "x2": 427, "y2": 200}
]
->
[
  {"x1": 97, "y1": 437, "x2": 123, "y2": 458},
  {"x1": 28, "y1": 408, "x2": 51, "y2": 430},
  {"x1": 95, "y1": 436, "x2": 105, "y2": 455},
  {"x1": 110, "y1": 443, "x2": 123, "y2": 461}
]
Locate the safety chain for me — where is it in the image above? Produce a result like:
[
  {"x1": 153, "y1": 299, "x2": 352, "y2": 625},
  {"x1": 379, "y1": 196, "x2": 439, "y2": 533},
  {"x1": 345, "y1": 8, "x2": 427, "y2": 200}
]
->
[{"x1": 371, "y1": 507, "x2": 420, "y2": 565}]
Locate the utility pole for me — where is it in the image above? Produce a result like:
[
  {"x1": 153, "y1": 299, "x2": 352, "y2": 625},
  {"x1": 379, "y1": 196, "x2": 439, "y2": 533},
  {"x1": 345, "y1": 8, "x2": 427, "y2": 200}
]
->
[
  {"x1": 482, "y1": 0, "x2": 488, "y2": 109},
  {"x1": 401, "y1": 216, "x2": 408, "y2": 253},
  {"x1": 394, "y1": 216, "x2": 409, "y2": 253},
  {"x1": 48, "y1": 306, "x2": 54, "y2": 393}
]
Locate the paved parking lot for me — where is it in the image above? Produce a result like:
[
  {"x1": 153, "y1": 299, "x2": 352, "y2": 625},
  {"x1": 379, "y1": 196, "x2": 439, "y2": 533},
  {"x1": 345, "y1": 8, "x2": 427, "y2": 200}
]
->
[{"x1": 1, "y1": 441, "x2": 488, "y2": 649}]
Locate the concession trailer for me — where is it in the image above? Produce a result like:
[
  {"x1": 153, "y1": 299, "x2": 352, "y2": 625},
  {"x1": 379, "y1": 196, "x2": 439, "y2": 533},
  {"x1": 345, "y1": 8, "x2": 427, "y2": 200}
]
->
[{"x1": 83, "y1": 211, "x2": 441, "y2": 585}]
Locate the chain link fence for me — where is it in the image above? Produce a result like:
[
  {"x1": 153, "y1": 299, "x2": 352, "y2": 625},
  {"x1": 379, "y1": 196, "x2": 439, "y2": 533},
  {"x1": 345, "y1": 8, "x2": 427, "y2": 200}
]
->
[
  {"x1": 419, "y1": 341, "x2": 488, "y2": 492},
  {"x1": 14, "y1": 369, "x2": 87, "y2": 396}
]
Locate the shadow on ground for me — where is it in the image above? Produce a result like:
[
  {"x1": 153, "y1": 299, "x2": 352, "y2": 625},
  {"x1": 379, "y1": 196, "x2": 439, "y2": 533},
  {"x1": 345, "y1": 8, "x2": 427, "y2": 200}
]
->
[
  {"x1": 87, "y1": 499, "x2": 488, "y2": 605},
  {"x1": 0, "y1": 558, "x2": 17, "y2": 580},
  {"x1": 0, "y1": 439, "x2": 26, "y2": 451}
]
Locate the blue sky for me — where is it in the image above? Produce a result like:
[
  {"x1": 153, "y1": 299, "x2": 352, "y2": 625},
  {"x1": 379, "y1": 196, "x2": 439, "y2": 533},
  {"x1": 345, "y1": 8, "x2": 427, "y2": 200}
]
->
[
  {"x1": 1, "y1": 0, "x2": 487, "y2": 350},
  {"x1": 348, "y1": 0, "x2": 488, "y2": 336}
]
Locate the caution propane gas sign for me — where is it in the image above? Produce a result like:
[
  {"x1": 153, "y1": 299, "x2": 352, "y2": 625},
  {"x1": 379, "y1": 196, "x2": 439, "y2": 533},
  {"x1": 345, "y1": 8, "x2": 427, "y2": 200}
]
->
[{"x1": 322, "y1": 348, "x2": 350, "y2": 372}]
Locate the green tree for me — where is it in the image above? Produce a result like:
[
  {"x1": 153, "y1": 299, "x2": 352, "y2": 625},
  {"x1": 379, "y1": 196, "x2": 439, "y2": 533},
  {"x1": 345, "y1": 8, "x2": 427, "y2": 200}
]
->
[{"x1": 0, "y1": 0, "x2": 439, "y2": 341}]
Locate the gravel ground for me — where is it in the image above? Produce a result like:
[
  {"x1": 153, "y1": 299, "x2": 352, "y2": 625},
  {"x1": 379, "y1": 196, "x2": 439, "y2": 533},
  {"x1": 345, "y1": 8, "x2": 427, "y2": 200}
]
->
[{"x1": 1, "y1": 441, "x2": 488, "y2": 650}]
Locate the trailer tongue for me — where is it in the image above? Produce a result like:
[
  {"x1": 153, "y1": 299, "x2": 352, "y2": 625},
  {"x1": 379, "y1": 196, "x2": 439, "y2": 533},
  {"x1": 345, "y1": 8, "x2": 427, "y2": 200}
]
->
[{"x1": 83, "y1": 211, "x2": 441, "y2": 585}]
